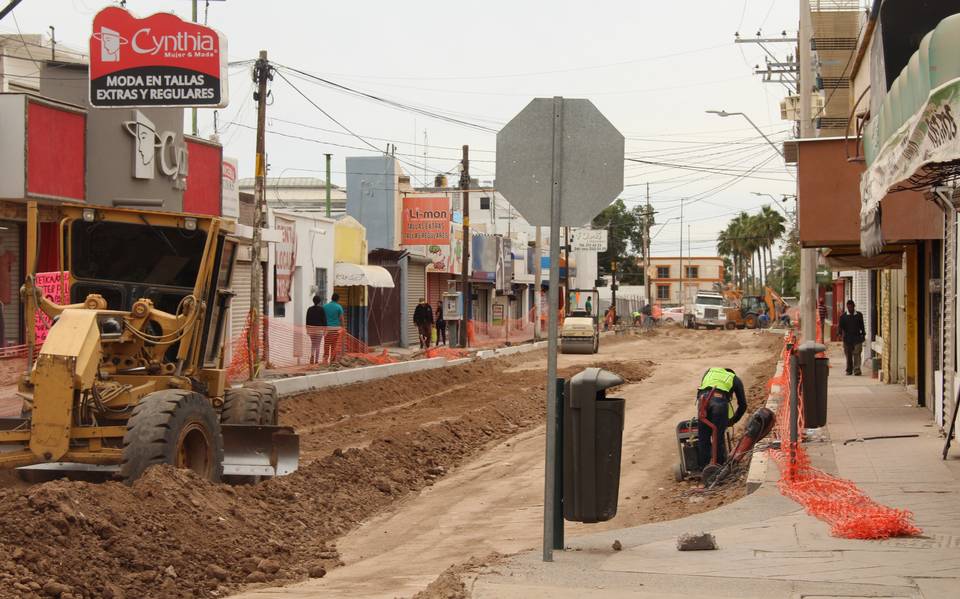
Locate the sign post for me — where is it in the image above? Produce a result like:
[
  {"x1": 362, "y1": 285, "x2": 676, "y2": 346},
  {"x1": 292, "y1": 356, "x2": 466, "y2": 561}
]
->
[{"x1": 496, "y1": 97, "x2": 624, "y2": 562}]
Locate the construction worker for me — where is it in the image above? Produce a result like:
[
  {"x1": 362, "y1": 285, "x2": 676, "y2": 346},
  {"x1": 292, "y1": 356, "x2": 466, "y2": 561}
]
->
[{"x1": 696, "y1": 367, "x2": 748, "y2": 468}]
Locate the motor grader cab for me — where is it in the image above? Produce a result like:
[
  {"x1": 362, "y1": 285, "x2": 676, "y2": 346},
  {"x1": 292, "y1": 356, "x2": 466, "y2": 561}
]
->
[
  {"x1": 1, "y1": 203, "x2": 298, "y2": 483},
  {"x1": 560, "y1": 288, "x2": 600, "y2": 354}
]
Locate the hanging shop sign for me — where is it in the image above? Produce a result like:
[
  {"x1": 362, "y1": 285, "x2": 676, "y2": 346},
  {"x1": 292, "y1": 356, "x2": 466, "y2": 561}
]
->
[
  {"x1": 221, "y1": 157, "x2": 239, "y2": 220},
  {"x1": 274, "y1": 217, "x2": 297, "y2": 303},
  {"x1": 401, "y1": 196, "x2": 450, "y2": 246},
  {"x1": 89, "y1": 6, "x2": 228, "y2": 108}
]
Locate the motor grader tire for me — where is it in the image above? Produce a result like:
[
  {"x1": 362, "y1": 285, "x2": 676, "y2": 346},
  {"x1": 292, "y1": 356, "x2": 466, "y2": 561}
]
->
[
  {"x1": 120, "y1": 390, "x2": 224, "y2": 484},
  {"x1": 724, "y1": 322, "x2": 736, "y2": 330},
  {"x1": 221, "y1": 388, "x2": 265, "y2": 426},
  {"x1": 243, "y1": 381, "x2": 279, "y2": 425}
]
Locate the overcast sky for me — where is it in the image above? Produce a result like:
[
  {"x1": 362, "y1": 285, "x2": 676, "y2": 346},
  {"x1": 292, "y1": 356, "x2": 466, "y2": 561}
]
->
[{"x1": 5, "y1": 0, "x2": 800, "y2": 256}]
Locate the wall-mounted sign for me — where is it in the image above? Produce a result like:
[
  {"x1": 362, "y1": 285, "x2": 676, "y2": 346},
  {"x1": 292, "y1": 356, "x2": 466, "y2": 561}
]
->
[
  {"x1": 274, "y1": 218, "x2": 297, "y2": 303},
  {"x1": 89, "y1": 7, "x2": 228, "y2": 108},
  {"x1": 35, "y1": 272, "x2": 70, "y2": 348},
  {"x1": 122, "y1": 109, "x2": 188, "y2": 188},
  {"x1": 221, "y1": 157, "x2": 239, "y2": 220},
  {"x1": 401, "y1": 196, "x2": 450, "y2": 246},
  {"x1": 571, "y1": 228, "x2": 608, "y2": 252}
]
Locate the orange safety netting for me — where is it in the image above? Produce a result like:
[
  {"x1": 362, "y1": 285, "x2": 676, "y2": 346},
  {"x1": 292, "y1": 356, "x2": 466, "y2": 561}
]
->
[
  {"x1": 767, "y1": 329, "x2": 921, "y2": 540},
  {"x1": 425, "y1": 346, "x2": 469, "y2": 360},
  {"x1": 227, "y1": 313, "x2": 389, "y2": 381}
]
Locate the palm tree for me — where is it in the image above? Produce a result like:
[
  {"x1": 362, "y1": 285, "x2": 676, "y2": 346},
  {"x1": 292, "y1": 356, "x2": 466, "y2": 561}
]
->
[{"x1": 757, "y1": 205, "x2": 786, "y2": 288}]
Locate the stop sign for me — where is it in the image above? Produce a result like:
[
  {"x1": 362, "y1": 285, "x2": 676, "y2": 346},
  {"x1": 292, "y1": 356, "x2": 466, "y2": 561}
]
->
[{"x1": 496, "y1": 98, "x2": 624, "y2": 227}]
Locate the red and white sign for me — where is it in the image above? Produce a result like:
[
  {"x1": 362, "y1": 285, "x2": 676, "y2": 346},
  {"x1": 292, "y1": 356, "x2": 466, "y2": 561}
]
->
[
  {"x1": 401, "y1": 196, "x2": 450, "y2": 246},
  {"x1": 89, "y1": 7, "x2": 228, "y2": 108},
  {"x1": 34, "y1": 272, "x2": 70, "y2": 348},
  {"x1": 274, "y1": 218, "x2": 297, "y2": 304}
]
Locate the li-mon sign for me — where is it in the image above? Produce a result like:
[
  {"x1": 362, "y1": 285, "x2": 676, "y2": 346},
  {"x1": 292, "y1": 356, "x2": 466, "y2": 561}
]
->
[
  {"x1": 401, "y1": 196, "x2": 450, "y2": 246},
  {"x1": 89, "y1": 7, "x2": 228, "y2": 108}
]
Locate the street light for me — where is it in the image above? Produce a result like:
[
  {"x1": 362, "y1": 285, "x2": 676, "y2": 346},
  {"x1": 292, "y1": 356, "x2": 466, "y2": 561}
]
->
[
  {"x1": 751, "y1": 192, "x2": 795, "y2": 216},
  {"x1": 706, "y1": 110, "x2": 784, "y2": 158}
]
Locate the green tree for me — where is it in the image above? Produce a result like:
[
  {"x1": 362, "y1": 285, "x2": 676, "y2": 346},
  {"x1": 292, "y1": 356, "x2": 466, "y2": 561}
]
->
[{"x1": 592, "y1": 199, "x2": 642, "y2": 282}]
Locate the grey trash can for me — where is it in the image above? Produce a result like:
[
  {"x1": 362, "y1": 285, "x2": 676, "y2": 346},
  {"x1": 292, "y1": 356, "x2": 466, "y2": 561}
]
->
[{"x1": 562, "y1": 368, "x2": 626, "y2": 523}]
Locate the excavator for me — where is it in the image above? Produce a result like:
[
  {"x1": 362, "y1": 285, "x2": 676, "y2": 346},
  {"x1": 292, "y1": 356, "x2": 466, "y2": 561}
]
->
[
  {"x1": 0, "y1": 202, "x2": 298, "y2": 483},
  {"x1": 719, "y1": 285, "x2": 789, "y2": 330}
]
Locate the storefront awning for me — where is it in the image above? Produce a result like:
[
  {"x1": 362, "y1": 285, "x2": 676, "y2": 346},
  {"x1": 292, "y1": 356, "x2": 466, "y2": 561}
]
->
[{"x1": 334, "y1": 263, "x2": 395, "y2": 288}]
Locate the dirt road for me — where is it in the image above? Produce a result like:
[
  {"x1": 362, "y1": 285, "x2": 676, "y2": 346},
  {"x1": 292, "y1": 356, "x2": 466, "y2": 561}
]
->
[
  {"x1": 0, "y1": 328, "x2": 779, "y2": 599},
  {"x1": 234, "y1": 329, "x2": 781, "y2": 599}
]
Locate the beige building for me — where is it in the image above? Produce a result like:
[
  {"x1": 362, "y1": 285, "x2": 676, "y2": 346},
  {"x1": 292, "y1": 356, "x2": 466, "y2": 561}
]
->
[{"x1": 646, "y1": 256, "x2": 725, "y2": 306}]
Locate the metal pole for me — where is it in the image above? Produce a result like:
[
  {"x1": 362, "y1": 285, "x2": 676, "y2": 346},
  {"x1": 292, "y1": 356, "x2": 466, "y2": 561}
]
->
[
  {"x1": 543, "y1": 95, "x2": 564, "y2": 562},
  {"x1": 553, "y1": 377, "x2": 565, "y2": 550},
  {"x1": 459, "y1": 145, "x2": 471, "y2": 348},
  {"x1": 535, "y1": 226, "x2": 543, "y2": 340},
  {"x1": 191, "y1": 0, "x2": 198, "y2": 136},
  {"x1": 324, "y1": 153, "x2": 332, "y2": 218},
  {"x1": 789, "y1": 352, "x2": 800, "y2": 474},
  {"x1": 249, "y1": 50, "x2": 270, "y2": 380},
  {"x1": 679, "y1": 198, "x2": 684, "y2": 308},
  {"x1": 645, "y1": 184, "x2": 652, "y2": 308}
]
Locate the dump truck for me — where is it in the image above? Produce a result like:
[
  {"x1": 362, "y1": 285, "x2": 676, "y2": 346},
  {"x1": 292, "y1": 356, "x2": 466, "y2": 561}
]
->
[
  {"x1": 560, "y1": 289, "x2": 600, "y2": 354},
  {"x1": 3, "y1": 202, "x2": 298, "y2": 483}
]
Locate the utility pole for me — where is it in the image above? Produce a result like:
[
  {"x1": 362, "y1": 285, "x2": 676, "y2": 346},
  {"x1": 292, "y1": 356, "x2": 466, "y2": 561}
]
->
[
  {"x1": 534, "y1": 226, "x2": 543, "y2": 340},
  {"x1": 611, "y1": 259, "x2": 618, "y2": 322},
  {"x1": 459, "y1": 145, "x2": 471, "y2": 348},
  {"x1": 644, "y1": 183, "x2": 653, "y2": 308},
  {"x1": 324, "y1": 153, "x2": 332, "y2": 218},
  {"x1": 191, "y1": 0, "x2": 199, "y2": 136},
  {"x1": 249, "y1": 50, "x2": 271, "y2": 380},
  {"x1": 798, "y1": 0, "x2": 816, "y2": 342},
  {"x1": 679, "y1": 198, "x2": 684, "y2": 308},
  {"x1": 48, "y1": 26, "x2": 55, "y2": 61}
]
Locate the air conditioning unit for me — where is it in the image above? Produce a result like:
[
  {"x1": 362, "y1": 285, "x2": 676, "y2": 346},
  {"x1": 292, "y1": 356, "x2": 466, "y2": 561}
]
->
[{"x1": 779, "y1": 94, "x2": 827, "y2": 121}]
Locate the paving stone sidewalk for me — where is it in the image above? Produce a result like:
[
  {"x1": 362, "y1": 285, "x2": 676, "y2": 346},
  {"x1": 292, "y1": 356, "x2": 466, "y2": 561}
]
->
[{"x1": 472, "y1": 346, "x2": 960, "y2": 599}]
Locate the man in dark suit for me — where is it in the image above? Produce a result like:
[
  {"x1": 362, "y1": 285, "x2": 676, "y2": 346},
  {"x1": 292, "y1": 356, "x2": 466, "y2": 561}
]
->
[{"x1": 838, "y1": 300, "x2": 866, "y2": 376}]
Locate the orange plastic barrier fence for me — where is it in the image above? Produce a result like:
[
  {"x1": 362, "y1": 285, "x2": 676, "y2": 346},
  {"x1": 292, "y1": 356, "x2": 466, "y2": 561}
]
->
[
  {"x1": 227, "y1": 314, "x2": 375, "y2": 381},
  {"x1": 767, "y1": 331, "x2": 921, "y2": 540}
]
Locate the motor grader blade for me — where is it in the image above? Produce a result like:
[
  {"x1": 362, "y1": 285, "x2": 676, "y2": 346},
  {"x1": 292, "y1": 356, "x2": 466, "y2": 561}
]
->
[{"x1": 221, "y1": 424, "x2": 299, "y2": 477}]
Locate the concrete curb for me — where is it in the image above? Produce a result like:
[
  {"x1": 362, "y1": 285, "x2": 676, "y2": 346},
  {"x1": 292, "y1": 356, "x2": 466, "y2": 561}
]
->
[
  {"x1": 745, "y1": 359, "x2": 785, "y2": 494},
  {"x1": 273, "y1": 339, "x2": 551, "y2": 397},
  {"x1": 272, "y1": 357, "x2": 449, "y2": 396}
]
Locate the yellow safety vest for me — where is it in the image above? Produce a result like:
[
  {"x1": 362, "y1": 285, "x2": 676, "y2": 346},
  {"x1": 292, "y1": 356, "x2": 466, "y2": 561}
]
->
[{"x1": 699, "y1": 368, "x2": 736, "y2": 418}]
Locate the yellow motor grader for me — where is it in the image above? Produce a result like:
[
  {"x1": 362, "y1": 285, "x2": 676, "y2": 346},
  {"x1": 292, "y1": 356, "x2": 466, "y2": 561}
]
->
[{"x1": 1, "y1": 202, "x2": 298, "y2": 483}]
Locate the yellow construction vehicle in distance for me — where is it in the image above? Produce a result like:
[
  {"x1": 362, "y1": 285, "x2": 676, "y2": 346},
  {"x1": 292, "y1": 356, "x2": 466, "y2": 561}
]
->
[
  {"x1": 4, "y1": 202, "x2": 298, "y2": 483},
  {"x1": 719, "y1": 285, "x2": 789, "y2": 330}
]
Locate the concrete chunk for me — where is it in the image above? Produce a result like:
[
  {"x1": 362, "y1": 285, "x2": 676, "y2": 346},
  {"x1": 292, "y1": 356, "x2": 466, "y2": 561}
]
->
[{"x1": 676, "y1": 532, "x2": 717, "y2": 551}]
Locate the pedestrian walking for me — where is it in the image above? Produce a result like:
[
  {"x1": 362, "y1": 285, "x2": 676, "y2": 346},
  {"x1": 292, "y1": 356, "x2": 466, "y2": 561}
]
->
[
  {"x1": 305, "y1": 295, "x2": 325, "y2": 364},
  {"x1": 413, "y1": 298, "x2": 434, "y2": 349},
  {"x1": 436, "y1": 301, "x2": 446, "y2": 346},
  {"x1": 838, "y1": 300, "x2": 866, "y2": 376},
  {"x1": 322, "y1": 293, "x2": 345, "y2": 364}
]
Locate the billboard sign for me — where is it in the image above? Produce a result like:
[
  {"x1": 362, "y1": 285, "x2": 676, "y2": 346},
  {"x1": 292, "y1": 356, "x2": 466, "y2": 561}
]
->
[
  {"x1": 89, "y1": 7, "x2": 228, "y2": 108},
  {"x1": 401, "y1": 196, "x2": 450, "y2": 246},
  {"x1": 571, "y1": 228, "x2": 608, "y2": 252}
]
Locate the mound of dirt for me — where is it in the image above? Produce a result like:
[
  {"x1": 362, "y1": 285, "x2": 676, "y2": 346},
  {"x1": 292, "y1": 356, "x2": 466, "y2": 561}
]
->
[
  {"x1": 0, "y1": 351, "x2": 652, "y2": 598},
  {"x1": 411, "y1": 554, "x2": 501, "y2": 599}
]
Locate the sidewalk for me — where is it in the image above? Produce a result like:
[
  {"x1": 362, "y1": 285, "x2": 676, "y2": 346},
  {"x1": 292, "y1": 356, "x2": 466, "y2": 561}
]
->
[{"x1": 472, "y1": 345, "x2": 960, "y2": 599}]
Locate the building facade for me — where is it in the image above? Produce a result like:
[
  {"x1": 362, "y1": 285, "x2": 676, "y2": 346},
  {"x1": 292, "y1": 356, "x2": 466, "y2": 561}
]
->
[{"x1": 646, "y1": 256, "x2": 724, "y2": 306}]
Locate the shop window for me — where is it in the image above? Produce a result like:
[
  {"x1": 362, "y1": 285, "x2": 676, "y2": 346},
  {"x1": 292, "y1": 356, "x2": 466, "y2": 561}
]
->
[
  {"x1": 657, "y1": 285, "x2": 670, "y2": 300},
  {"x1": 656, "y1": 266, "x2": 670, "y2": 279},
  {"x1": 315, "y1": 268, "x2": 328, "y2": 303},
  {"x1": 480, "y1": 196, "x2": 491, "y2": 210}
]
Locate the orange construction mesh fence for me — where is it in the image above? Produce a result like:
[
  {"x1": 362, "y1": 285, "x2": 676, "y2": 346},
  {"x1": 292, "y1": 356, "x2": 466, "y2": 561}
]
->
[
  {"x1": 767, "y1": 330, "x2": 921, "y2": 540},
  {"x1": 227, "y1": 314, "x2": 393, "y2": 381}
]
